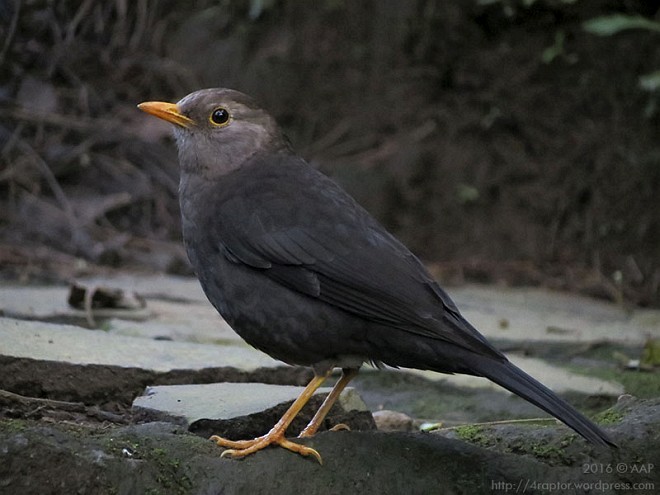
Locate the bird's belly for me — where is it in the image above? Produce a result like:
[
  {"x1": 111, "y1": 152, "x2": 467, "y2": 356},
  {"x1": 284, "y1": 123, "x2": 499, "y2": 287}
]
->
[{"x1": 190, "y1": 251, "x2": 369, "y2": 367}]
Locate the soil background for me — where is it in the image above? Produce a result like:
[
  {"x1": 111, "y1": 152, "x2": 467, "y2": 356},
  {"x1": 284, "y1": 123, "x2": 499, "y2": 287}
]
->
[{"x1": 1, "y1": 0, "x2": 659, "y2": 306}]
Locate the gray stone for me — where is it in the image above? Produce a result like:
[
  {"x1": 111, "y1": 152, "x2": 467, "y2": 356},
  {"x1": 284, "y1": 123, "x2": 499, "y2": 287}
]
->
[
  {"x1": 77, "y1": 274, "x2": 208, "y2": 303},
  {"x1": 0, "y1": 317, "x2": 310, "y2": 405},
  {"x1": 372, "y1": 409, "x2": 414, "y2": 431},
  {"x1": 0, "y1": 285, "x2": 130, "y2": 322},
  {"x1": 132, "y1": 382, "x2": 368, "y2": 427},
  {"x1": 0, "y1": 317, "x2": 277, "y2": 372},
  {"x1": 0, "y1": 279, "x2": 239, "y2": 345},
  {"x1": 405, "y1": 355, "x2": 624, "y2": 396},
  {"x1": 451, "y1": 285, "x2": 660, "y2": 345},
  {"x1": 131, "y1": 382, "x2": 375, "y2": 440}
]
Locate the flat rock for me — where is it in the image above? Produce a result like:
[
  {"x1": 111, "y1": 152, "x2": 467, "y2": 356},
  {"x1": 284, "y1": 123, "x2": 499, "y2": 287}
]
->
[
  {"x1": 77, "y1": 273, "x2": 208, "y2": 303},
  {"x1": 0, "y1": 278, "x2": 239, "y2": 345},
  {"x1": 0, "y1": 317, "x2": 310, "y2": 405},
  {"x1": 103, "y1": 298, "x2": 239, "y2": 344},
  {"x1": 132, "y1": 382, "x2": 374, "y2": 437},
  {"x1": 404, "y1": 354, "x2": 625, "y2": 396},
  {"x1": 452, "y1": 285, "x2": 660, "y2": 345},
  {"x1": 0, "y1": 285, "x2": 150, "y2": 323},
  {"x1": 132, "y1": 382, "x2": 367, "y2": 424},
  {"x1": 0, "y1": 317, "x2": 277, "y2": 372}
]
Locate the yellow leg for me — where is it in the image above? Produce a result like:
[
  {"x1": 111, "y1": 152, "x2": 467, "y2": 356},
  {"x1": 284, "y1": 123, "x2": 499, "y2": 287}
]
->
[
  {"x1": 210, "y1": 370, "x2": 332, "y2": 463},
  {"x1": 298, "y1": 368, "x2": 359, "y2": 438}
]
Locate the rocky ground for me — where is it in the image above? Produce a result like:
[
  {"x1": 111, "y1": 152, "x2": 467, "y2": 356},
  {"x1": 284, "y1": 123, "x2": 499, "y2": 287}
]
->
[{"x1": 1, "y1": 274, "x2": 659, "y2": 494}]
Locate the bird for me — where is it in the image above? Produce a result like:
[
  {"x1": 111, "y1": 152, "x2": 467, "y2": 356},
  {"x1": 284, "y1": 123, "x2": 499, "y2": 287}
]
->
[{"x1": 138, "y1": 88, "x2": 616, "y2": 463}]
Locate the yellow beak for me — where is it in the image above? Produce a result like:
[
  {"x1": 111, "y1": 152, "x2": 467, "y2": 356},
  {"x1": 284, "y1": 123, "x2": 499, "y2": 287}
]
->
[{"x1": 137, "y1": 101, "x2": 194, "y2": 128}]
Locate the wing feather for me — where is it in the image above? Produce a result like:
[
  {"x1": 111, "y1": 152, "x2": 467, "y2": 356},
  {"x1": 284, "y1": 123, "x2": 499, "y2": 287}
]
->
[{"x1": 210, "y1": 154, "x2": 500, "y2": 356}]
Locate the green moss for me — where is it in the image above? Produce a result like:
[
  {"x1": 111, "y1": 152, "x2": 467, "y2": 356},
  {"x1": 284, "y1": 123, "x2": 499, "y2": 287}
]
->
[
  {"x1": 454, "y1": 424, "x2": 490, "y2": 446},
  {"x1": 507, "y1": 434, "x2": 576, "y2": 465},
  {"x1": 101, "y1": 434, "x2": 193, "y2": 494},
  {"x1": 0, "y1": 418, "x2": 29, "y2": 433},
  {"x1": 594, "y1": 408, "x2": 624, "y2": 425},
  {"x1": 530, "y1": 436, "x2": 573, "y2": 461},
  {"x1": 102, "y1": 436, "x2": 140, "y2": 457},
  {"x1": 530, "y1": 443, "x2": 560, "y2": 457},
  {"x1": 144, "y1": 446, "x2": 192, "y2": 493},
  {"x1": 641, "y1": 338, "x2": 660, "y2": 368}
]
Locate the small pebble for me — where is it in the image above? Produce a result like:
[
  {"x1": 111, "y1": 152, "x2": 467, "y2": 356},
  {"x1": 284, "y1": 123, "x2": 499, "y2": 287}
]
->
[{"x1": 373, "y1": 410, "x2": 414, "y2": 432}]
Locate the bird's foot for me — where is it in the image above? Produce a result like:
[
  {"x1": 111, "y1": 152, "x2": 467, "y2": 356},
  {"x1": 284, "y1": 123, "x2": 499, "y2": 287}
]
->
[{"x1": 210, "y1": 432, "x2": 322, "y2": 464}]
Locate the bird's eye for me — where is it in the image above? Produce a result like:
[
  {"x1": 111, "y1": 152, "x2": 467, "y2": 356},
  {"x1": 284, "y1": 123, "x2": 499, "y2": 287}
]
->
[{"x1": 210, "y1": 107, "x2": 231, "y2": 126}]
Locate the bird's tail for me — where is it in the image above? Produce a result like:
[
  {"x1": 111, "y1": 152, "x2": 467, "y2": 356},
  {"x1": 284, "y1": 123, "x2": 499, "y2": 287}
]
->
[{"x1": 464, "y1": 356, "x2": 617, "y2": 448}]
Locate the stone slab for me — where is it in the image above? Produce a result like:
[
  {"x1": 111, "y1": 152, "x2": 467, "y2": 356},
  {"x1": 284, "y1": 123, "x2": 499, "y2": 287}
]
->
[
  {"x1": 0, "y1": 279, "x2": 239, "y2": 345},
  {"x1": 76, "y1": 274, "x2": 207, "y2": 303},
  {"x1": 403, "y1": 354, "x2": 625, "y2": 396},
  {"x1": 0, "y1": 317, "x2": 278, "y2": 373},
  {"x1": 132, "y1": 382, "x2": 368, "y2": 426},
  {"x1": 0, "y1": 285, "x2": 141, "y2": 322},
  {"x1": 451, "y1": 285, "x2": 660, "y2": 345}
]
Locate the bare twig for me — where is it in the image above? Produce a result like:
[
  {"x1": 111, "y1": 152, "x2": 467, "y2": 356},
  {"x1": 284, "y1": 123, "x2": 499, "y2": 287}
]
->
[
  {"x1": 129, "y1": 0, "x2": 149, "y2": 50},
  {"x1": 0, "y1": 389, "x2": 129, "y2": 424},
  {"x1": 84, "y1": 284, "x2": 98, "y2": 327},
  {"x1": 0, "y1": 0, "x2": 21, "y2": 66},
  {"x1": 65, "y1": 0, "x2": 94, "y2": 44},
  {"x1": 0, "y1": 108, "x2": 120, "y2": 134},
  {"x1": 0, "y1": 389, "x2": 86, "y2": 413},
  {"x1": 14, "y1": 138, "x2": 80, "y2": 238}
]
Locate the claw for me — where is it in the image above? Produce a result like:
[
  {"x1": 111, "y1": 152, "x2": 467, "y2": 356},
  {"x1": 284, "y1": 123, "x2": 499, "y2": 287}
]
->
[
  {"x1": 329, "y1": 423, "x2": 350, "y2": 432},
  {"x1": 220, "y1": 449, "x2": 236, "y2": 459},
  {"x1": 279, "y1": 438, "x2": 323, "y2": 465}
]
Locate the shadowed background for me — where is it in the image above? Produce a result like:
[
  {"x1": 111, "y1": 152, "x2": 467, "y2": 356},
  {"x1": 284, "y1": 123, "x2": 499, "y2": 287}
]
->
[{"x1": 1, "y1": 0, "x2": 659, "y2": 306}]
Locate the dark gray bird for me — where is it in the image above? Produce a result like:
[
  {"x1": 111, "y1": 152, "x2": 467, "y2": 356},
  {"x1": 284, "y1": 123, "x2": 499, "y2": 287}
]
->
[{"x1": 138, "y1": 88, "x2": 616, "y2": 463}]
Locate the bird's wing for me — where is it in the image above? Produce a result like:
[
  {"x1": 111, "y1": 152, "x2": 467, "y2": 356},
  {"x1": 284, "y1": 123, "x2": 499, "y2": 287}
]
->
[{"x1": 211, "y1": 155, "x2": 499, "y2": 355}]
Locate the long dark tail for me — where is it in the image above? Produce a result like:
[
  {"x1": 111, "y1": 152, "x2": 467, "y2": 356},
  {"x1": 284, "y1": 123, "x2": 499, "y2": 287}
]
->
[{"x1": 465, "y1": 356, "x2": 617, "y2": 447}]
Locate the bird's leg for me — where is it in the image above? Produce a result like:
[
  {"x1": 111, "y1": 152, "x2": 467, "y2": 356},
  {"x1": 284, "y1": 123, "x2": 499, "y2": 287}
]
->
[
  {"x1": 211, "y1": 370, "x2": 332, "y2": 463},
  {"x1": 298, "y1": 367, "x2": 359, "y2": 438}
]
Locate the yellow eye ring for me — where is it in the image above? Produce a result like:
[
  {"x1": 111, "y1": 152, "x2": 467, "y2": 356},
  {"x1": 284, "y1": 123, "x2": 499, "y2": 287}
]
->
[{"x1": 210, "y1": 107, "x2": 231, "y2": 127}]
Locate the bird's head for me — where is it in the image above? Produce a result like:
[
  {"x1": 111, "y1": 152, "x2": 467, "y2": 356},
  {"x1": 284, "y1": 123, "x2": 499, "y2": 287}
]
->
[{"x1": 138, "y1": 88, "x2": 288, "y2": 177}]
